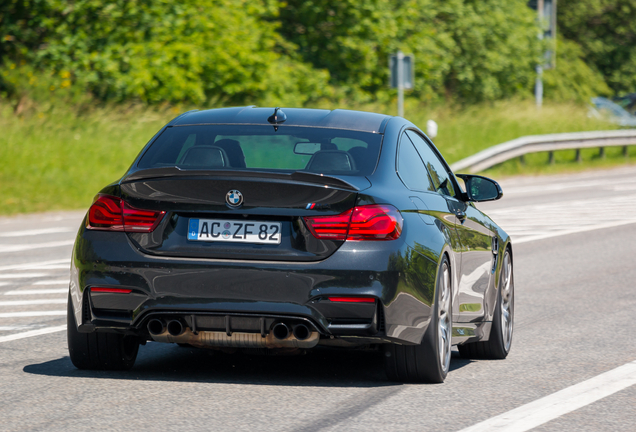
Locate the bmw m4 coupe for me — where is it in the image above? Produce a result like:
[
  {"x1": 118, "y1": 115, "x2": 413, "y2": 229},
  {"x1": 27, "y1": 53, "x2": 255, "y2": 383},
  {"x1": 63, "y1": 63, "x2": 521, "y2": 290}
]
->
[{"x1": 68, "y1": 107, "x2": 514, "y2": 383}]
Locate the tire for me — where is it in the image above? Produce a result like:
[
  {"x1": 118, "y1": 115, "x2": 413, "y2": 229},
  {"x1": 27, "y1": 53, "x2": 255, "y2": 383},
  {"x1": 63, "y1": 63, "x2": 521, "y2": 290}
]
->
[
  {"x1": 384, "y1": 256, "x2": 452, "y2": 383},
  {"x1": 67, "y1": 293, "x2": 140, "y2": 370},
  {"x1": 458, "y1": 249, "x2": 514, "y2": 360}
]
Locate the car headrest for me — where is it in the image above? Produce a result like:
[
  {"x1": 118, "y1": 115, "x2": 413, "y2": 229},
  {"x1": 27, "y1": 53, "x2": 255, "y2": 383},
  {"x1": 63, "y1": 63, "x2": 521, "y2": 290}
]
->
[
  {"x1": 305, "y1": 150, "x2": 356, "y2": 173},
  {"x1": 180, "y1": 146, "x2": 228, "y2": 168},
  {"x1": 347, "y1": 146, "x2": 374, "y2": 173},
  {"x1": 213, "y1": 139, "x2": 246, "y2": 168}
]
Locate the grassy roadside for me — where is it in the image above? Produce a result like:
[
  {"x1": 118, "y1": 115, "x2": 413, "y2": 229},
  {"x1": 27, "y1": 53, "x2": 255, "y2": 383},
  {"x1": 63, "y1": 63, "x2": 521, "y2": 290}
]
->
[{"x1": 0, "y1": 99, "x2": 630, "y2": 216}]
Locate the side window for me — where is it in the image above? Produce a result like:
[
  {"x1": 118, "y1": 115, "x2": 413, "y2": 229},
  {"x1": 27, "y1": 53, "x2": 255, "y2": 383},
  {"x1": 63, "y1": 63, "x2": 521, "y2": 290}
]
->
[
  {"x1": 406, "y1": 130, "x2": 456, "y2": 198},
  {"x1": 397, "y1": 133, "x2": 435, "y2": 192}
]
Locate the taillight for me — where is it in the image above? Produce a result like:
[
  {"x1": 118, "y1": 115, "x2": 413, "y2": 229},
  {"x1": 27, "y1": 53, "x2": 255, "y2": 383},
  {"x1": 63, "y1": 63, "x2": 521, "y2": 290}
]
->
[
  {"x1": 88, "y1": 195, "x2": 124, "y2": 230},
  {"x1": 303, "y1": 204, "x2": 402, "y2": 241},
  {"x1": 328, "y1": 297, "x2": 376, "y2": 303},
  {"x1": 303, "y1": 209, "x2": 352, "y2": 240},
  {"x1": 348, "y1": 205, "x2": 403, "y2": 240},
  {"x1": 87, "y1": 194, "x2": 165, "y2": 233}
]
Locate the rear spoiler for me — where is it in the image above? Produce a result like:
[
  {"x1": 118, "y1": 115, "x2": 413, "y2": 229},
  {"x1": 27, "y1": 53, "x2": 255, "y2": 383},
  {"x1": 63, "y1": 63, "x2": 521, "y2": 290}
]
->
[{"x1": 122, "y1": 167, "x2": 365, "y2": 192}]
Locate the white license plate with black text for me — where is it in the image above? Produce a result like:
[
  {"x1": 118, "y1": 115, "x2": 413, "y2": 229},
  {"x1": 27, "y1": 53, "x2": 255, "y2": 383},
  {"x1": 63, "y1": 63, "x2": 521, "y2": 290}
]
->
[{"x1": 187, "y1": 219, "x2": 281, "y2": 244}]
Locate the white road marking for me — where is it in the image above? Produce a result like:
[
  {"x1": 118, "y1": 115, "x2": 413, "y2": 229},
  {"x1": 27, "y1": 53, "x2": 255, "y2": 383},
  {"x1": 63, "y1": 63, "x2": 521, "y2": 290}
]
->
[
  {"x1": 0, "y1": 325, "x2": 47, "y2": 331},
  {"x1": 0, "y1": 273, "x2": 49, "y2": 279},
  {"x1": 0, "y1": 299, "x2": 66, "y2": 306},
  {"x1": 458, "y1": 360, "x2": 636, "y2": 432},
  {"x1": 4, "y1": 288, "x2": 68, "y2": 296},
  {"x1": 487, "y1": 194, "x2": 636, "y2": 244},
  {"x1": 0, "y1": 240, "x2": 74, "y2": 253},
  {"x1": 0, "y1": 259, "x2": 69, "y2": 271},
  {"x1": 33, "y1": 279, "x2": 68, "y2": 286},
  {"x1": 514, "y1": 220, "x2": 636, "y2": 244},
  {"x1": 0, "y1": 227, "x2": 73, "y2": 237},
  {"x1": 0, "y1": 282, "x2": 8, "y2": 287},
  {"x1": 502, "y1": 177, "x2": 636, "y2": 196},
  {"x1": 32, "y1": 264, "x2": 71, "y2": 270},
  {"x1": 0, "y1": 325, "x2": 66, "y2": 344},
  {"x1": 0, "y1": 311, "x2": 66, "y2": 318}
]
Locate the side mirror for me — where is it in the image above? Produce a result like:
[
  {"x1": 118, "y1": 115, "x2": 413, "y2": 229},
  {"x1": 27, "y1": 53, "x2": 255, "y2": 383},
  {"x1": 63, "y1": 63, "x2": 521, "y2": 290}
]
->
[{"x1": 456, "y1": 174, "x2": 503, "y2": 202}]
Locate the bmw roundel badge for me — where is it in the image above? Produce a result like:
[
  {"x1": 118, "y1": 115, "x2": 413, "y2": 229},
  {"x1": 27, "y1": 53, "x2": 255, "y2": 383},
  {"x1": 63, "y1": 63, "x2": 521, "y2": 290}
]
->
[{"x1": 226, "y1": 190, "x2": 243, "y2": 207}]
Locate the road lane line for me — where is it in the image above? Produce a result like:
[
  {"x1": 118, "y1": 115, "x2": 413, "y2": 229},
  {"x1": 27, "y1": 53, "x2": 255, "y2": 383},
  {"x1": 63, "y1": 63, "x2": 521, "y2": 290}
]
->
[
  {"x1": 0, "y1": 325, "x2": 66, "y2": 344},
  {"x1": 0, "y1": 227, "x2": 73, "y2": 237},
  {"x1": 33, "y1": 265, "x2": 71, "y2": 270},
  {"x1": 4, "y1": 289, "x2": 68, "y2": 295},
  {"x1": 515, "y1": 220, "x2": 636, "y2": 244},
  {"x1": 33, "y1": 279, "x2": 68, "y2": 285},
  {"x1": 0, "y1": 259, "x2": 70, "y2": 272},
  {"x1": 0, "y1": 311, "x2": 66, "y2": 318},
  {"x1": 0, "y1": 273, "x2": 49, "y2": 279},
  {"x1": 0, "y1": 240, "x2": 74, "y2": 253},
  {"x1": 458, "y1": 360, "x2": 636, "y2": 432},
  {"x1": 0, "y1": 325, "x2": 46, "y2": 331},
  {"x1": 0, "y1": 299, "x2": 66, "y2": 306}
]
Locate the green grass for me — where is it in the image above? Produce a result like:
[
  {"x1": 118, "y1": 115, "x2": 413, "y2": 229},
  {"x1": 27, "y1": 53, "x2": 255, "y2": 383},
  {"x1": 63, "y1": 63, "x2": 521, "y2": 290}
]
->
[
  {"x1": 0, "y1": 103, "x2": 171, "y2": 215},
  {"x1": 0, "y1": 98, "x2": 631, "y2": 216}
]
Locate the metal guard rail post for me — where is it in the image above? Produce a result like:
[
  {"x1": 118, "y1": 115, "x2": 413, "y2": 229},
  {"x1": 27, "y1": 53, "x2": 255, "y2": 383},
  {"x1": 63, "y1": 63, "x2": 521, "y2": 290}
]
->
[{"x1": 449, "y1": 130, "x2": 636, "y2": 174}]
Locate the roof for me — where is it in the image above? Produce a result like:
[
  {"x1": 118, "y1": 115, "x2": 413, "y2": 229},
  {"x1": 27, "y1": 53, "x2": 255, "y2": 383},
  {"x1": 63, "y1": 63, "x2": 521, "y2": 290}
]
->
[{"x1": 169, "y1": 106, "x2": 392, "y2": 133}]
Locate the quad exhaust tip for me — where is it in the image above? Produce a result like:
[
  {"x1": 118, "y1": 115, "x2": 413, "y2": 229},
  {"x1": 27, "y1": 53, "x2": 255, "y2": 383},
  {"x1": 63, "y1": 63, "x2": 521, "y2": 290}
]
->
[
  {"x1": 293, "y1": 324, "x2": 310, "y2": 341},
  {"x1": 147, "y1": 319, "x2": 165, "y2": 336},
  {"x1": 167, "y1": 319, "x2": 185, "y2": 336},
  {"x1": 272, "y1": 322, "x2": 290, "y2": 340}
]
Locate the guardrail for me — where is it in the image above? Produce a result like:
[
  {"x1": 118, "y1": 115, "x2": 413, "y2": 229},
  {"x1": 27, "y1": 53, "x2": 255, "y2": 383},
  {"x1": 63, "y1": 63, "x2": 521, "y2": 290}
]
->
[{"x1": 449, "y1": 130, "x2": 636, "y2": 173}]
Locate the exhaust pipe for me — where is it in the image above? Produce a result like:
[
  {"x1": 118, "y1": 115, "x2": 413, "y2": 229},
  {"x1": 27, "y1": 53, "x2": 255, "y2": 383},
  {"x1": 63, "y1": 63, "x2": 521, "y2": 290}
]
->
[
  {"x1": 272, "y1": 323, "x2": 290, "y2": 340},
  {"x1": 167, "y1": 319, "x2": 185, "y2": 337},
  {"x1": 147, "y1": 319, "x2": 166, "y2": 336},
  {"x1": 293, "y1": 324, "x2": 311, "y2": 341}
]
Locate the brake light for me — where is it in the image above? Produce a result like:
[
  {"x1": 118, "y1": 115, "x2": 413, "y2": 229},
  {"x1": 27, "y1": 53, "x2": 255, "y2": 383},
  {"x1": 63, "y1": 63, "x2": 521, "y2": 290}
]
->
[
  {"x1": 328, "y1": 297, "x2": 375, "y2": 303},
  {"x1": 303, "y1": 204, "x2": 402, "y2": 241},
  {"x1": 348, "y1": 205, "x2": 403, "y2": 241},
  {"x1": 87, "y1": 194, "x2": 165, "y2": 233},
  {"x1": 91, "y1": 287, "x2": 132, "y2": 294},
  {"x1": 303, "y1": 209, "x2": 352, "y2": 240}
]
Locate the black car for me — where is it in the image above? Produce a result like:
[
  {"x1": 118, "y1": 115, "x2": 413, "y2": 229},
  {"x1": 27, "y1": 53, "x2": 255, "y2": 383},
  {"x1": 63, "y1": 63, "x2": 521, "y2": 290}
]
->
[{"x1": 67, "y1": 107, "x2": 514, "y2": 383}]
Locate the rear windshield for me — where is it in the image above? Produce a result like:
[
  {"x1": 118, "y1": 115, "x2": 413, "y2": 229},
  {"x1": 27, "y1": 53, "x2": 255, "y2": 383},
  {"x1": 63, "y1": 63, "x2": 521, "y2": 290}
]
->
[{"x1": 137, "y1": 125, "x2": 383, "y2": 176}]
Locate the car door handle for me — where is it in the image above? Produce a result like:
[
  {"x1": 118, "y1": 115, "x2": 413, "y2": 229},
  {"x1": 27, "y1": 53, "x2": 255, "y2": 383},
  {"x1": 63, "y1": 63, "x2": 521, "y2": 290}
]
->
[{"x1": 455, "y1": 210, "x2": 467, "y2": 221}]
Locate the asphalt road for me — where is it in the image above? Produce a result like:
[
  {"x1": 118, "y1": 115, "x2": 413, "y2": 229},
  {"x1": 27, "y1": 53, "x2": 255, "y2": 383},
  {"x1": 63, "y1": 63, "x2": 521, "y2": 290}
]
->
[{"x1": 1, "y1": 166, "x2": 635, "y2": 431}]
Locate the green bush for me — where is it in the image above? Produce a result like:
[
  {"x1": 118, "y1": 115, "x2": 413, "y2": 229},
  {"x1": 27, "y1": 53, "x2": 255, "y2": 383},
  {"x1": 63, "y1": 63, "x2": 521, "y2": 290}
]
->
[
  {"x1": 0, "y1": 0, "x2": 331, "y2": 105},
  {"x1": 543, "y1": 38, "x2": 612, "y2": 102},
  {"x1": 558, "y1": 0, "x2": 636, "y2": 96},
  {"x1": 279, "y1": 0, "x2": 541, "y2": 103}
]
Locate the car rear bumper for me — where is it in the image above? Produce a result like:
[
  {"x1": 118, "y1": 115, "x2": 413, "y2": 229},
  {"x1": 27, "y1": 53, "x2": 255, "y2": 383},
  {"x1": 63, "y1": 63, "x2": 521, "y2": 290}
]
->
[{"x1": 70, "y1": 223, "x2": 439, "y2": 345}]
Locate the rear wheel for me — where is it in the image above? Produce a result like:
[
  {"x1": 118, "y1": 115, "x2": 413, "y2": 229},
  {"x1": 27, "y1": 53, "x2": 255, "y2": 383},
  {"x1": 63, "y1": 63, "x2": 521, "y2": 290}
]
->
[
  {"x1": 458, "y1": 249, "x2": 514, "y2": 359},
  {"x1": 67, "y1": 293, "x2": 140, "y2": 370},
  {"x1": 384, "y1": 256, "x2": 452, "y2": 383}
]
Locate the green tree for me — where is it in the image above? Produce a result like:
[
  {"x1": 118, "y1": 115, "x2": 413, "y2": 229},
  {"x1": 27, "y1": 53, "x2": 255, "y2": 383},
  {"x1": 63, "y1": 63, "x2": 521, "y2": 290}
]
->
[
  {"x1": 558, "y1": 0, "x2": 636, "y2": 95},
  {"x1": 543, "y1": 38, "x2": 611, "y2": 101},
  {"x1": 1, "y1": 0, "x2": 330, "y2": 105},
  {"x1": 279, "y1": 0, "x2": 541, "y2": 102}
]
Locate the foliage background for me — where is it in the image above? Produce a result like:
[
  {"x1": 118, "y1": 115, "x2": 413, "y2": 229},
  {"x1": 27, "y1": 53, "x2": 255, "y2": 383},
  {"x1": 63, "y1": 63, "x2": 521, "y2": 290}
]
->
[
  {"x1": 2, "y1": 0, "x2": 624, "y2": 107},
  {"x1": 0, "y1": 0, "x2": 634, "y2": 215}
]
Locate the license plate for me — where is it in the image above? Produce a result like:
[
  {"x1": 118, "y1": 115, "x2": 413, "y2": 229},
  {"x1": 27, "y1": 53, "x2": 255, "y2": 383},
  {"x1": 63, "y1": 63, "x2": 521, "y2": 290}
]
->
[{"x1": 187, "y1": 219, "x2": 282, "y2": 244}]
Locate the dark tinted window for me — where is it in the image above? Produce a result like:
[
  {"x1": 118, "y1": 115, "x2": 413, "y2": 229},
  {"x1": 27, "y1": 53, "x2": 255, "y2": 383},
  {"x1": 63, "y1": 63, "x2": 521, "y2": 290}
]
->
[
  {"x1": 405, "y1": 130, "x2": 456, "y2": 197},
  {"x1": 138, "y1": 125, "x2": 382, "y2": 176},
  {"x1": 397, "y1": 133, "x2": 435, "y2": 192}
]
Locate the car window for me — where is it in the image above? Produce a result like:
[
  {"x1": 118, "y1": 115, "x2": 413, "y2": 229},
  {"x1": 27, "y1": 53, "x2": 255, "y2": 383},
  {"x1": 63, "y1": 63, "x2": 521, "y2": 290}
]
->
[
  {"x1": 405, "y1": 130, "x2": 456, "y2": 198},
  {"x1": 137, "y1": 125, "x2": 383, "y2": 176},
  {"x1": 397, "y1": 133, "x2": 435, "y2": 192}
]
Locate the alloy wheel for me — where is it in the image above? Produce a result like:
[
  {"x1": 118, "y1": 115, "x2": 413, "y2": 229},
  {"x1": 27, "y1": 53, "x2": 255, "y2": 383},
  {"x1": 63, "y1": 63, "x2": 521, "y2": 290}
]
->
[
  {"x1": 438, "y1": 264, "x2": 452, "y2": 373},
  {"x1": 500, "y1": 252, "x2": 514, "y2": 352}
]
